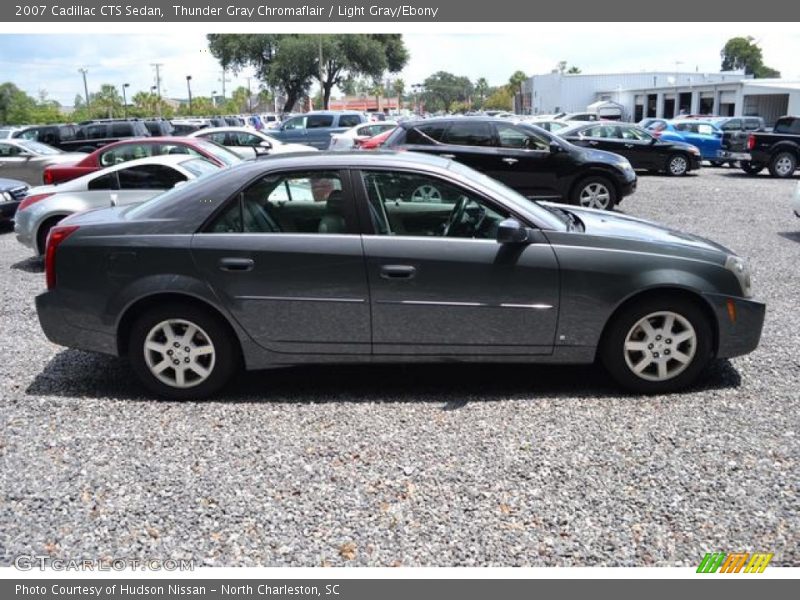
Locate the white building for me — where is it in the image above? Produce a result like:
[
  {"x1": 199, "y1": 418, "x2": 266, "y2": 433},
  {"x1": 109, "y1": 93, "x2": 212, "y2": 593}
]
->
[{"x1": 523, "y1": 71, "x2": 800, "y2": 125}]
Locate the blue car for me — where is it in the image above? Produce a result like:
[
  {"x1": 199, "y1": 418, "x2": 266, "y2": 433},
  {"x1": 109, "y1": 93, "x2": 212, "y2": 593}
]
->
[{"x1": 652, "y1": 120, "x2": 724, "y2": 163}]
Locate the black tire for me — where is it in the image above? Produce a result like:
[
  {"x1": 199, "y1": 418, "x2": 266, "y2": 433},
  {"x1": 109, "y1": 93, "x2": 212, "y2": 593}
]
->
[
  {"x1": 571, "y1": 175, "x2": 618, "y2": 210},
  {"x1": 36, "y1": 216, "x2": 64, "y2": 255},
  {"x1": 740, "y1": 161, "x2": 764, "y2": 175},
  {"x1": 666, "y1": 153, "x2": 689, "y2": 176},
  {"x1": 768, "y1": 151, "x2": 797, "y2": 179},
  {"x1": 709, "y1": 160, "x2": 724, "y2": 167},
  {"x1": 128, "y1": 303, "x2": 240, "y2": 399},
  {"x1": 601, "y1": 296, "x2": 713, "y2": 395}
]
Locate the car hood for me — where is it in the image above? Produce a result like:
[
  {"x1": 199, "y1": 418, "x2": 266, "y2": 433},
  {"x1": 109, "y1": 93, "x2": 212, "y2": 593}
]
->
[
  {"x1": 565, "y1": 206, "x2": 732, "y2": 257},
  {"x1": 0, "y1": 177, "x2": 28, "y2": 190}
]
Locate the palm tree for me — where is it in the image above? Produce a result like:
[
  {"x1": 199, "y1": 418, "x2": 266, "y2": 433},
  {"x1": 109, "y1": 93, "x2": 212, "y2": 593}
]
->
[
  {"x1": 393, "y1": 78, "x2": 405, "y2": 112},
  {"x1": 474, "y1": 77, "x2": 489, "y2": 108},
  {"x1": 508, "y1": 71, "x2": 527, "y2": 114},
  {"x1": 93, "y1": 84, "x2": 123, "y2": 118}
]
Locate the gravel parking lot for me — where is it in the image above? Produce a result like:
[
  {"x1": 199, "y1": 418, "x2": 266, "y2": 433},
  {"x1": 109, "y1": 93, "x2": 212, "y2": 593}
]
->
[{"x1": 1, "y1": 168, "x2": 798, "y2": 567}]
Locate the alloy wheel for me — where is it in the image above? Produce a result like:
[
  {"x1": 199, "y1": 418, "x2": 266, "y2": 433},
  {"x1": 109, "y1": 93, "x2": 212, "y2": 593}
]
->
[
  {"x1": 411, "y1": 184, "x2": 443, "y2": 203},
  {"x1": 669, "y1": 155, "x2": 688, "y2": 176},
  {"x1": 623, "y1": 311, "x2": 697, "y2": 382},
  {"x1": 143, "y1": 319, "x2": 216, "y2": 389},
  {"x1": 775, "y1": 155, "x2": 794, "y2": 177},
  {"x1": 578, "y1": 182, "x2": 611, "y2": 209}
]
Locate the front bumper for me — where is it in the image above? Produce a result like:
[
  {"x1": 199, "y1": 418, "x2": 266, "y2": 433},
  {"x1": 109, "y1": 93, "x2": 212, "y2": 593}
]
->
[
  {"x1": 619, "y1": 177, "x2": 637, "y2": 199},
  {"x1": 0, "y1": 198, "x2": 20, "y2": 221},
  {"x1": 703, "y1": 292, "x2": 766, "y2": 359},
  {"x1": 689, "y1": 155, "x2": 703, "y2": 171},
  {"x1": 36, "y1": 291, "x2": 118, "y2": 356},
  {"x1": 718, "y1": 150, "x2": 751, "y2": 161}
]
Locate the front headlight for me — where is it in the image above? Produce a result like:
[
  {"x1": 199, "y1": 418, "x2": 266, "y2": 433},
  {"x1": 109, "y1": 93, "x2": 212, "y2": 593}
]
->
[{"x1": 725, "y1": 255, "x2": 753, "y2": 298}]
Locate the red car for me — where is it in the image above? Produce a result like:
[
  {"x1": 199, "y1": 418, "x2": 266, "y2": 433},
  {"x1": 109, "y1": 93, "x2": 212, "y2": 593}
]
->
[
  {"x1": 42, "y1": 137, "x2": 241, "y2": 185},
  {"x1": 359, "y1": 128, "x2": 396, "y2": 150}
]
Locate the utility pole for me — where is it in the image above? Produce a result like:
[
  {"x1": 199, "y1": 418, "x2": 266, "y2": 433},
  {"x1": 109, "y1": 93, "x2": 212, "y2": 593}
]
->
[
  {"x1": 186, "y1": 75, "x2": 193, "y2": 114},
  {"x1": 245, "y1": 77, "x2": 252, "y2": 113},
  {"x1": 78, "y1": 68, "x2": 90, "y2": 113},
  {"x1": 151, "y1": 63, "x2": 164, "y2": 117},
  {"x1": 122, "y1": 83, "x2": 130, "y2": 119}
]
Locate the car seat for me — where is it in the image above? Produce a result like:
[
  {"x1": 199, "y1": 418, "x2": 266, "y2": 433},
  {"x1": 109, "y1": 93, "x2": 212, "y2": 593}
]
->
[{"x1": 317, "y1": 190, "x2": 346, "y2": 233}]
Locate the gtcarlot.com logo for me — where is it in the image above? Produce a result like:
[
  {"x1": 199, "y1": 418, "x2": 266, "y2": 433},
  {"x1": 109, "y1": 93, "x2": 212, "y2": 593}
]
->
[
  {"x1": 14, "y1": 556, "x2": 194, "y2": 571},
  {"x1": 697, "y1": 552, "x2": 773, "y2": 573}
]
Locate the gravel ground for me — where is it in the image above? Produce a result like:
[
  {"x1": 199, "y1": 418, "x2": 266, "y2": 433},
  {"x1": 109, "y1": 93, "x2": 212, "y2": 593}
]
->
[{"x1": 1, "y1": 167, "x2": 798, "y2": 567}]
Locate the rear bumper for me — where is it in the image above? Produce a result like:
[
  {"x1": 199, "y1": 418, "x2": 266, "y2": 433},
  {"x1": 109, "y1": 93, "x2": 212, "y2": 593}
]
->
[
  {"x1": 703, "y1": 292, "x2": 766, "y2": 359},
  {"x1": 36, "y1": 291, "x2": 118, "y2": 356},
  {"x1": 718, "y1": 150, "x2": 751, "y2": 161}
]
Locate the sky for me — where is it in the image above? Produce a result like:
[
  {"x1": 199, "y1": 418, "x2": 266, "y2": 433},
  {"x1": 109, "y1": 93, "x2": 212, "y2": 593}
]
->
[{"x1": 0, "y1": 27, "x2": 798, "y2": 106}]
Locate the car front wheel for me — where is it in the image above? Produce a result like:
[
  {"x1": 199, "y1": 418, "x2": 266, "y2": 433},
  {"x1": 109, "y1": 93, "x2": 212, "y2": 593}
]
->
[
  {"x1": 128, "y1": 304, "x2": 239, "y2": 399},
  {"x1": 601, "y1": 297, "x2": 713, "y2": 394},
  {"x1": 572, "y1": 176, "x2": 617, "y2": 210},
  {"x1": 666, "y1": 153, "x2": 689, "y2": 176}
]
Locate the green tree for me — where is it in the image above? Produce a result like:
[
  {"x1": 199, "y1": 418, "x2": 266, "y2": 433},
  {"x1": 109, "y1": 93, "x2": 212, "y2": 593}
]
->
[
  {"x1": 484, "y1": 87, "x2": 513, "y2": 111},
  {"x1": 508, "y1": 70, "x2": 527, "y2": 114},
  {"x1": 422, "y1": 71, "x2": 473, "y2": 113},
  {"x1": 474, "y1": 78, "x2": 489, "y2": 108},
  {"x1": 721, "y1": 36, "x2": 780, "y2": 78},
  {"x1": 567, "y1": 66, "x2": 582, "y2": 74},
  {"x1": 91, "y1": 84, "x2": 123, "y2": 118},
  {"x1": 392, "y1": 78, "x2": 405, "y2": 111},
  {"x1": 207, "y1": 34, "x2": 408, "y2": 112}
]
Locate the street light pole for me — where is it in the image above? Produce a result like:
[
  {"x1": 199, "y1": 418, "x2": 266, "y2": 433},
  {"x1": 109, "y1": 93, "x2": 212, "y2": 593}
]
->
[
  {"x1": 78, "y1": 68, "x2": 90, "y2": 113},
  {"x1": 122, "y1": 83, "x2": 130, "y2": 119},
  {"x1": 186, "y1": 75, "x2": 193, "y2": 114}
]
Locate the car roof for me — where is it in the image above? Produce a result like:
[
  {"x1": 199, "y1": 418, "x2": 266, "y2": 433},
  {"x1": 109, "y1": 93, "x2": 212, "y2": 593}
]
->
[
  {"x1": 399, "y1": 116, "x2": 521, "y2": 128},
  {"x1": 231, "y1": 150, "x2": 454, "y2": 174},
  {"x1": 188, "y1": 127, "x2": 261, "y2": 136}
]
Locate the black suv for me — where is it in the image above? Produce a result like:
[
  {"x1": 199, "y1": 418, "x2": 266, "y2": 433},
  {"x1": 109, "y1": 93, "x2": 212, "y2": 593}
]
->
[
  {"x1": 143, "y1": 118, "x2": 175, "y2": 136},
  {"x1": 13, "y1": 123, "x2": 81, "y2": 151},
  {"x1": 384, "y1": 117, "x2": 637, "y2": 209},
  {"x1": 15, "y1": 119, "x2": 150, "y2": 153}
]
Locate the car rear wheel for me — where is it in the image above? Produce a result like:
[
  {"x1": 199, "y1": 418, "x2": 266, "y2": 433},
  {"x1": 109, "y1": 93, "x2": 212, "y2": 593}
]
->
[
  {"x1": 666, "y1": 153, "x2": 689, "y2": 176},
  {"x1": 601, "y1": 296, "x2": 713, "y2": 394},
  {"x1": 740, "y1": 161, "x2": 764, "y2": 175},
  {"x1": 768, "y1": 151, "x2": 797, "y2": 178},
  {"x1": 128, "y1": 304, "x2": 239, "y2": 399},
  {"x1": 572, "y1": 176, "x2": 617, "y2": 210},
  {"x1": 36, "y1": 216, "x2": 65, "y2": 255}
]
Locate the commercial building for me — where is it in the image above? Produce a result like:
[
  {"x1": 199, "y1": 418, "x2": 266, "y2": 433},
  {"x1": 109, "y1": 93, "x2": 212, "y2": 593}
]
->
[{"x1": 523, "y1": 71, "x2": 800, "y2": 125}]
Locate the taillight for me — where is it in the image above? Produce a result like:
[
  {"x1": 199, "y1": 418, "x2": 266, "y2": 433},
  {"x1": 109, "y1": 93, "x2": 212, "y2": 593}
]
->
[
  {"x1": 43, "y1": 169, "x2": 54, "y2": 185},
  {"x1": 18, "y1": 193, "x2": 54, "y2": 212},
  {"x1": 45, "y1": 225, "x2": 79, "y2": 290},
  {"x1": 747, "y1": 134, "x2": 756, "y2": 151}
]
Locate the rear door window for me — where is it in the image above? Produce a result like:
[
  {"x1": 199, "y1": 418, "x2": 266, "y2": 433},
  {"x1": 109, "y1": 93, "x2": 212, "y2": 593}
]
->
[
  {"x1": 338, "y1": 114, "x2": 362, "y2": 128},
  {"x1": 307, "y1": 115, "x2": 335, "y2": 129},
  {"x1": 117, "y1": 164, "x2": 186, "y2": 190},
  {"x1": 441, "y1": 121, "x2": 494, "y2": 147},
  {"x1": 87, "y1": 172, "x2": 118, "y2": 190},
  {"x1": 404, "y1": 123, "x2": 448, "y2": 145}
]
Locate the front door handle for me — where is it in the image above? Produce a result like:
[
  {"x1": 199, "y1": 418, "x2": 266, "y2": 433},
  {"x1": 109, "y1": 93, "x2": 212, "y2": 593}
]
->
[
  {"x1": 502, "y1": 157, "x2": 519, "y2": 165},
  {"x1": 219, "y1": 257, "x2": 254, "y2": 272},
  {"x1": 440, "y1": 153, "x2": 456, "y2": 159},
  {"x1": 588, "y1": 140, "x2": 599, "y2": 146},
  {"x1": 380, "y1": 265, "x2": 416, "y2": 280},
  {"x1": 624, "y1": 143, "x2": 634, "y2": 148}
]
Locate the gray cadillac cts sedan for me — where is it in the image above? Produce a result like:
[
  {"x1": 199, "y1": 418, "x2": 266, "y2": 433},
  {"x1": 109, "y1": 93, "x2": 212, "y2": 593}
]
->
[{"x1": 36, "y1": 152, "x2": 764, "y2": 399}]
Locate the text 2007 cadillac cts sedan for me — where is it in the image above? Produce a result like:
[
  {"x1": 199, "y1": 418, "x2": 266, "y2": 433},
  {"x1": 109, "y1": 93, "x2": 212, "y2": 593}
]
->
[{"x1": 35, "y1": 152, "x2": 765, "y2": 399}]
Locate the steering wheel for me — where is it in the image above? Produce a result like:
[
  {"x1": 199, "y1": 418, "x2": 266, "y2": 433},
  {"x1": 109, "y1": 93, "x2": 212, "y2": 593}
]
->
[{"x1": 443, "y1": 196, "x2": 469, "y2": 237}]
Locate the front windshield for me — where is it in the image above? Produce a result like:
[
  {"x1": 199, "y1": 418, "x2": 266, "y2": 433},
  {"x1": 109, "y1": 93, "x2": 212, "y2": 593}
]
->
[
  {"x1": 194, "y1": 139, "x2": 242, "y2": 167},
  {"x1": 19, "y1": 140, "x2": 60, "y2": 155},
  {"x1": 445, "y1": 160, "x2": 567, "y2": 231}
]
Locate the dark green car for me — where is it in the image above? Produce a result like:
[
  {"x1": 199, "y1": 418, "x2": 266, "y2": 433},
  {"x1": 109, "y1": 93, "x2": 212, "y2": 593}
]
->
[{"x1": 36, "y1": 151, "x2": 764, "y2": 399}]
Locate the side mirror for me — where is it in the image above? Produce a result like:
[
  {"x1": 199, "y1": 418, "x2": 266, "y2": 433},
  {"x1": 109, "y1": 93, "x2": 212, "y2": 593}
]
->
[
  {"x1": 259, "y1": 140, "x2": 272, "y2": 150},
  {"x1": 496, "y1": 218, "x2": 530, "y2": 244},
  {"x1": 549, "y1": 140, "x2": 562, "y2": 153}
]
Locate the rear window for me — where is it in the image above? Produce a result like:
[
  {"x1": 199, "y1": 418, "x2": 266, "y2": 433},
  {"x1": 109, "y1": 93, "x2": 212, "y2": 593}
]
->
[
  {"x1": 118, "y1": 164, "x2": 186, "y2": 190},
  {"x1": 774, "y1": 119, "x2": 800, "y2": 134},
  {"x1": 194, "y1": 139, "x2": 242, "y2": 166},
  {"x1": 180, "y1": 158, "x2": 221, "y2": 179},
  {"x1": 110, "y1": 123, "x2": 133, "y2": 137},
  {"x1": 442, "y1": 121, "x2": 494, "y2": 146},
  {"x1": 307, "y1": 115, "x2": 335, "y2": 129},
  {"x1": 338, "y1": 114, "x2": 362, "y2": 128}
]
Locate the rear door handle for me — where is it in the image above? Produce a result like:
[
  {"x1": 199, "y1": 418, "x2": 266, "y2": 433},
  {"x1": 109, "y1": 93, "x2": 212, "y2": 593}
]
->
[
  {"x1": 502, "y1": 157, "x2": 519, "y2": 165},
  {"x1": 624, "y1": 143, "x2": 634, "y2": 148},
  {"x1": 588, "y1": 141, "x2": 599, "y2": 146},
  {"x1": 440, "y1": 153, "x2": 456, "y2": 159},
  {"x1": 380, "y1": 265, "x2": 416, "y2": 280},
  {"x1": 219, "y1": 257, "x2": 254, "y2": 272}
]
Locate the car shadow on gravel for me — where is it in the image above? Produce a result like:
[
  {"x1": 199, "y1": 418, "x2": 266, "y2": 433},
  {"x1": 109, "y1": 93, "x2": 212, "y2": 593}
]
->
[
  {"x1": 777, "y1": 231, "x2": 800, "y2": 244},
  {"x1": 0, "y1": 221, "x2": 14, "y2": 234},
  {"x1": 721, "y1": 171, "x2": 799, "y2": 180},
  {"x1": 10, "y1": 256, "x2": 43, "y2": 273},
  {"x1": 27, "y1": 349, "x2": 742, "y2": 407}
]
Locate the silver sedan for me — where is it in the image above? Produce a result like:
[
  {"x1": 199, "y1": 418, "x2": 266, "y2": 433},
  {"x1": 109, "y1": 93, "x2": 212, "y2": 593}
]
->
[{"x1": 0, "y1": 139, "x2": 86, "y2": 186}]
